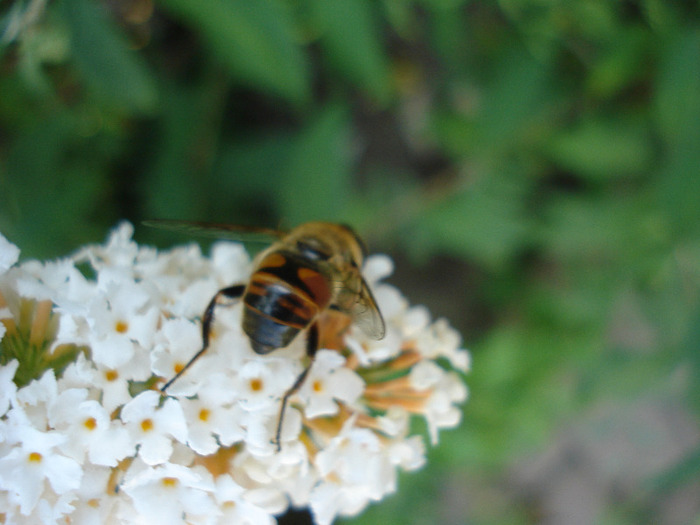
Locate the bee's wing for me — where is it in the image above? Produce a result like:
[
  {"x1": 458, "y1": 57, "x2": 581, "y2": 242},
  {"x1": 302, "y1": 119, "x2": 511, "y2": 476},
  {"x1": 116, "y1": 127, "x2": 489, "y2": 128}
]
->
[
  {"x1": 143, "y1": 219, "x2": 285, "y2": 244},
  {"x1": 335, "y1": 274, "x2": 386, "y2": 340}
]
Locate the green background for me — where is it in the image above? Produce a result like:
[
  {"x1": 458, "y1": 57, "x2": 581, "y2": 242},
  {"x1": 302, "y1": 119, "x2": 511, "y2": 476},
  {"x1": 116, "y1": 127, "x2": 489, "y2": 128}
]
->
[{"x1": 2, "y1": 1, "x2": 700, "y2": 523}]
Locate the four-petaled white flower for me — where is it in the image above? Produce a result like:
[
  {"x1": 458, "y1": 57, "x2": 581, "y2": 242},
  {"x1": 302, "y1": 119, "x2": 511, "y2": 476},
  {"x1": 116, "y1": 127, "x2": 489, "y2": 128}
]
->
[
  {"x1": 87, "y1": 281, "x2": 159, "y2": 369},
  {"x1": 121, "y1": 463, "x2": 216, "y2": 525},
  {"x1": 0, "y1": 423, "x2": 82, "y2": 516},
  {"x1": 150, "y1": 317, "x2": 207, "y2": 397},
  {"x1": 120, "y1": 391, "x2": 188, "y2": 465},
  {"x1": 298, "y1": 350, "x2": 365, "y2": 418},
  {"x1": 212, "y1": 474, "x2": 278, "y2": 525},
  {"x1": 235, "y1": 358, "x2": 298, "y2": 412},
  {"x1": 49, "y1": 387, "x2": 133, "y2": 466},
  {"x1": 180, "y1": 391, "x2": 245, "y2": 454}
]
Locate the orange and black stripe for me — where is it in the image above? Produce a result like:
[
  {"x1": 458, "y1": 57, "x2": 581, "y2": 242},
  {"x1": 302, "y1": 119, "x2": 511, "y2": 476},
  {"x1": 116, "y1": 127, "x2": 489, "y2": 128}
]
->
[{"x1": 242, "y1": 250, "x2": 333, "y2": 354}]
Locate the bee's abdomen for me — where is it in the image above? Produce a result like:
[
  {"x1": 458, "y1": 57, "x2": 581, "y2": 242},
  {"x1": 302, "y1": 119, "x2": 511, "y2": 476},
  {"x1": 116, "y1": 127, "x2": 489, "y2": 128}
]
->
[
  {"x1": 242, "y1": 250, "x2": 332, "y2": 353},
  {"x1": 245, "y1": 277, "x2": 313, "y2": 330}
]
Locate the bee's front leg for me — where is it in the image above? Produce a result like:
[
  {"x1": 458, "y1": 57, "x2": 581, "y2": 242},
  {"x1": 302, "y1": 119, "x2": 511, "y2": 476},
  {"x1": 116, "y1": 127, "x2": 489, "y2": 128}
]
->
[{"x1": 161, "y1": 284, "x2": 245, "y2": 392}]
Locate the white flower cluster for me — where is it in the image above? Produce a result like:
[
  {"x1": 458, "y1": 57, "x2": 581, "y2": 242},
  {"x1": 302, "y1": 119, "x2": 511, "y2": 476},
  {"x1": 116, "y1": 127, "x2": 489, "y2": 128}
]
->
[{"x1": 0, "y1": 223, "x2": 470, "y2": 525}]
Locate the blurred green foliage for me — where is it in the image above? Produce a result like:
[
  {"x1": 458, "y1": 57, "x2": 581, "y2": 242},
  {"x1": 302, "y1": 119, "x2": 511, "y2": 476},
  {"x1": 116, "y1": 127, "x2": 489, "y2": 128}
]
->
[{"x1": 2, "y1": 0, "x2": 700, "y2": 524}]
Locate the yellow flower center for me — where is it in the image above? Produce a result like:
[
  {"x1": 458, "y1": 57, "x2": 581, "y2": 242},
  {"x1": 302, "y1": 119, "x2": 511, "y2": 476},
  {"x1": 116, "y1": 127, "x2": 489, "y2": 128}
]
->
[
  {"x1": 249, "y1": 378, "x2": 263, "y2": 392},
  {"x1": 114, "y1": 320, "x2": 129, "y2": 334},
  {"x1": 313, "y1": 380, "x2": 324, "y2": 393},
  {"x1": 141, "y1": 418, "x2": 154, "y2": 432},
  {"x1": 198, "y1": 408, "x2": 210, "y2": 422},
  {"x1": 161, "y1": 477, "x2": 178, "y2": 488},
  {"x1": 104, "y1": 369, "x2": 119, "y2": 382},
  {"x1": 28, "y1": 452, "x2": 42, "y2": 463},
  {"x1": 83, "y1": 417, "x2": 97, "y2": 431}
]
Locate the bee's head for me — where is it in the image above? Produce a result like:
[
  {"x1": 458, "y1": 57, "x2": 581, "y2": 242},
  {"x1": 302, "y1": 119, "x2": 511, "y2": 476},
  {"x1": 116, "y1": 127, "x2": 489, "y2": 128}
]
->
[{"x1": 288, "y1": 222, "x2": 368, "y2": 268}]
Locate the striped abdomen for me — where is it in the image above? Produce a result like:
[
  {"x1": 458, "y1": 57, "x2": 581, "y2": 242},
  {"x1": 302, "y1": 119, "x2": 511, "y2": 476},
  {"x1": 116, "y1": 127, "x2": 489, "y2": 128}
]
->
[{"x1": 242, "y1": 250, "x2": 333, "y2": 354}]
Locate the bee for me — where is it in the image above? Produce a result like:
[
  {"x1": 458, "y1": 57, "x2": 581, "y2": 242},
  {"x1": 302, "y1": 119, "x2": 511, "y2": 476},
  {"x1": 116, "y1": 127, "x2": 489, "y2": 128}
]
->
[{"x1": 145, "y1": 220, "x2": 386, "y2": 450}]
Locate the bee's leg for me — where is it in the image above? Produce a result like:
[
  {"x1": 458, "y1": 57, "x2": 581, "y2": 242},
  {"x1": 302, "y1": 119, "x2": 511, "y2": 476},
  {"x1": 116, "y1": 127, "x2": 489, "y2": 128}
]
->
[
  {"x1": 160, "y1": 284, "x2": 245, "y2": 392},
  {"x1": 274, "y1": 321, "x2": 319, "y2": 451}
]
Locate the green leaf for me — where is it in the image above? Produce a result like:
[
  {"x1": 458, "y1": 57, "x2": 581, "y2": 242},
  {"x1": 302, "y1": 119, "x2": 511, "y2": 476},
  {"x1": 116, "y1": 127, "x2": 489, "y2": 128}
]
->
[
  {"x1": 157, "y1": 0, "x2": 309, "y2": 106},
  {"x1": 545, "y1": 117, "x2": 653, "y2": 181},
  {"x1": 653, "y1": 134, "x2": 700, "y2": 238},
  {"x1": 141, "y1": 86, "x2": 211, "y2": 220},
  {"x1": 653, "y1": 30, "x2": 700, "y2": 235},
  {"x1": 541, "y1": 195, "x2": 653, "y2": 264},
  {"x1": 59, "y1": 0, "x2": 158, "y2": 114},
  {"x1": 276, "y1": 104, "x2": 354, "y2": 225},
  {"x1": 479, "y1": 47, "x2": 553, "y2": 149},
  {"x1": 208, "y1": 133, "x2": 295, "y2": 223},
  {"x1": 413, "y1": 172, "x2": 531, "y2": 269},
  {"x1": 586, "y1": 27, "x2": 650, "y2": 98},
  {"x1": 310, "y1": 0, "x2": 391, "y2": 104},
  {"x1": 654, "y1": 29, "x2": 700, "y2": 141},
  {"x1": 433, "y1": 45, "x2": 554, "y2": 159},
  {"x1": 0, "y1": 112, "x2": 105, "y2": 258}
]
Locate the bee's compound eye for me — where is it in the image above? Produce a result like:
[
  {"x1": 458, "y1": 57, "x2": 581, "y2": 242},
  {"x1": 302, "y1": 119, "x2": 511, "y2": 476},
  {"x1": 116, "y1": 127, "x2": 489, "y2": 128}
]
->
[{"x1": 296, "y1": 239, "x2": 331, "y2": 261}]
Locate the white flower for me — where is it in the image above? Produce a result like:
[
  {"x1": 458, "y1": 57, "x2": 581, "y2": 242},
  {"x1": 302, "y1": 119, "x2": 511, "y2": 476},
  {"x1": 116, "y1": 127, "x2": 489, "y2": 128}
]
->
[
  {"x1": 298, "y1": 350, "x2": 365, "y2": 418},
  {"x1": 235, "y1": 357, "x2": 297, "y2": 413},
  {"x1": 15, "y1": 370, "x2": 58, "y2": 430},
  {"x1": 121, "y1": 463, "x2": 216, "y2": 525},
  {"x1": 421, "y1": 372, "x2": 468, "y2": 445},
  {"x1": 211, "y1": 474, "x2": 277, "y2": 525},
  {"x1": 48, "y1": 387, "x2": 133, "y2": 466},
  {"x1": 361, "y1": 254, "x2": 394, "y2": 284},
  {"x1": 0, "y1": 424, "x2": 82, "y2": 516},
  {"x1": 75, "y1": 221, "x2": 139, "y2": 270},
  {"x1": 133, "y1": 243, "x2": 219, "y2": 319},
  {"x1": 86, "y1": 281, "x2": 159, "y2": 369},
  {"x1": 306, "y1": 417, "x2": 409, "y2": 525},
  {"x1": 14, "y1": 259, "x2": 92, "y2": 312},
  {"x1": 180, "y1": 393, "x2": 244, "y2": 455},
  {"x1": 345, "y1": 281, "x2": 405, "y2": 365},
  {"x1": 375, "y1": 406, "x2": 410, "y2": 438},
  {"x1": 0, "y1": 359, "x2": 19, "y2": 416},
  {"x1": 409, "y1": 362, "x2": 468, "y2": 444},
  {"x1": 96, "y1": 351, "x2": 152, "y2": 412},
  {"x1": 210, "y1": 241, "x2": 252, "y2": 286},
  {"x1": 0, "y1": 222, "x2": 470, "y2": 525},
  {"x1": 69, "y1": 465, "x2": 120, "y2": 525},
  {"x1": 415, "y1": 318, "x2": 470, "y2": 371},
  {"x1": 120, "y1": 391, "x2": 188, "y2": 465},
  {"x1": 0, "y1": 231, "x2": 20, "y2": 274},
  {"x1": 387, "y1": 435, "x2": 426, "y2": 471},
  {"x1": 409, "y1": 360, "x2": 445, "y2": 390}
]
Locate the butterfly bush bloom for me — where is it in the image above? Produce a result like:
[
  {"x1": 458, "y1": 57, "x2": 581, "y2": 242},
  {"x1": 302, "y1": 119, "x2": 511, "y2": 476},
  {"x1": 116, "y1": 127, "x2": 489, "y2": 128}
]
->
[{"x1": 0, "y1": 223, "x2": 470, "y2": 525}]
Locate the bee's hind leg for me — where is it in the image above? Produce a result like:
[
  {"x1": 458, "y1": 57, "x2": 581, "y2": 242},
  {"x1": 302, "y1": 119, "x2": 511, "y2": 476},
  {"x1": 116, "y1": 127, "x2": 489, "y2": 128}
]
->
[{"x1": 274, "y1": 321, "x2": 319, "y2": 451}]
